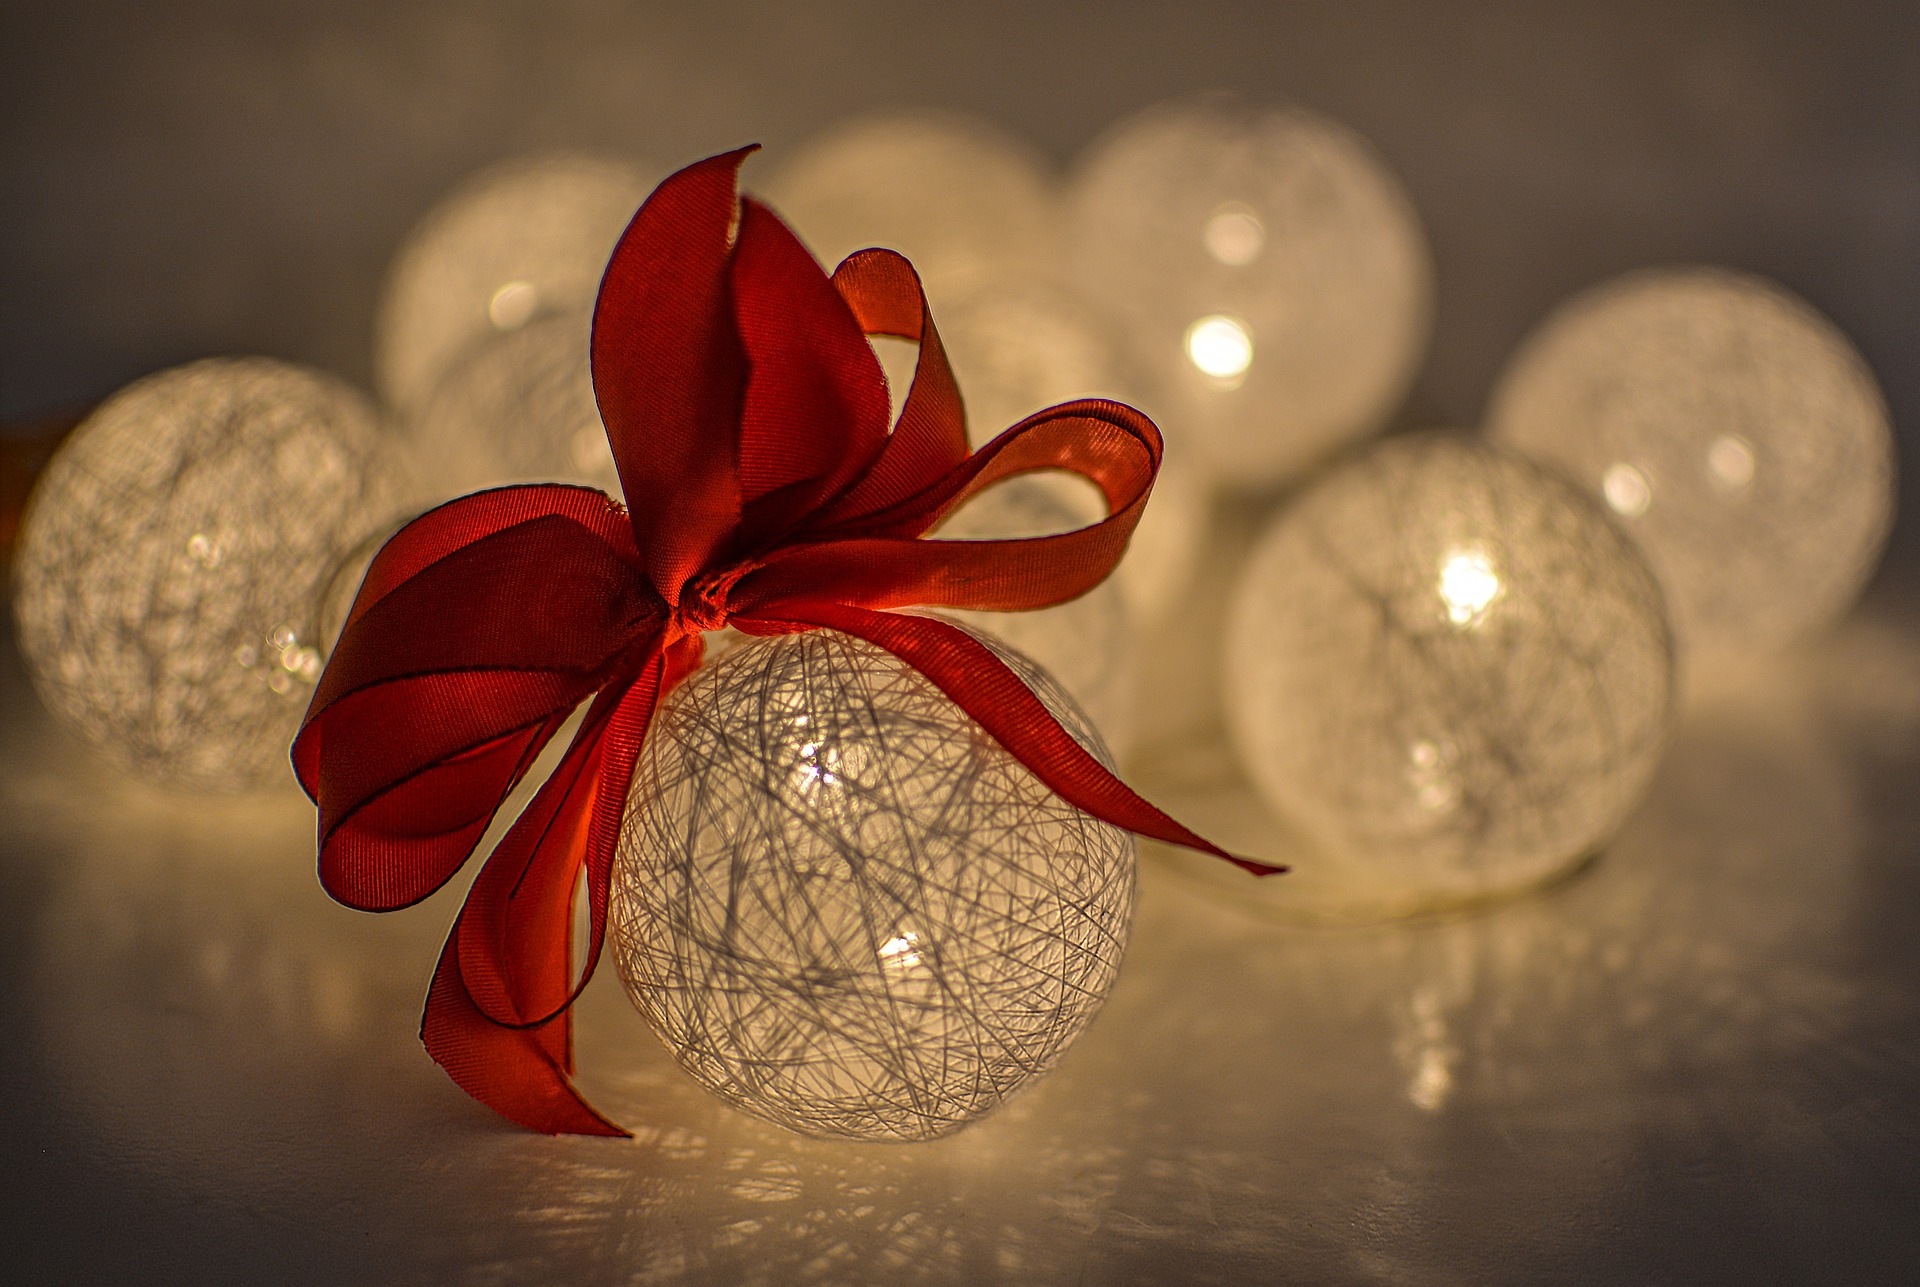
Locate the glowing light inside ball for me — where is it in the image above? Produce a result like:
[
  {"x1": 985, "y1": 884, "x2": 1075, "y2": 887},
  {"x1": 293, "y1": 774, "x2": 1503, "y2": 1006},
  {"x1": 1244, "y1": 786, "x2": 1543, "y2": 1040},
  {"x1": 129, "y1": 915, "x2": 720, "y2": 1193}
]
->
[
  {"x1": 1490, "y1": 267, "x2": 1896, "y2": 655},
  {"x1": 1707, "y1": 435, "x2": 1756, "y2": 492},
  {"x1": 1065, "y1": 100, "x2": 1433, "y2": 488},
  {"x1": 759, "y1": 112, "x2": 1056, "y2": 305},
  {"x1": 1223, "y1": 435, "x2": 1675, "y2": 909},
  {"x1": 611, "y1": 626, "x2": 1135, "y2": 1141},
  {"x1": 11, "y1": 358, "x2": 392, "y2": 790},
  {"x1": 374, "y1": 152, "x2": 659, "y2": 418},
  {"x1": 1437, "y1": 546, "x2": 1503, "y2": 627},
  {"x1": 1185, "y1": 314, "x2": 1255, "y2": 381}
]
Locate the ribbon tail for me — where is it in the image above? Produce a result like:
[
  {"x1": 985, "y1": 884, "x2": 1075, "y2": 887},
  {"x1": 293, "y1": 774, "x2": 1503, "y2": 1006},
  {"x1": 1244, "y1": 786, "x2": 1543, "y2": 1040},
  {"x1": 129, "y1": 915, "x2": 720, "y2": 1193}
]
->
[
  {"x1": 423, "y1": 917, "x2": 626, "y2": 1137},
  {"x1": 422, "y1": 647, "x2": 674, "y2": 1137},
  {"x1": 761, "y1": 605, "x2": 1285, "y2": 877}
]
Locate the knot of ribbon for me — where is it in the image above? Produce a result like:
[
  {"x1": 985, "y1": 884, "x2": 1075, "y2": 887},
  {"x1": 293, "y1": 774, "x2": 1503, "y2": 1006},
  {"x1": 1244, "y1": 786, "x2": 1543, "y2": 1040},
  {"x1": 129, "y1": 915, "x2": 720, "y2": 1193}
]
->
[
  {"x1": 673, "y1": 563, "x2": 747, "y2": 638},
  {"x1": 293, "y1": 145, "x2": 1280, "y2": 1138}
]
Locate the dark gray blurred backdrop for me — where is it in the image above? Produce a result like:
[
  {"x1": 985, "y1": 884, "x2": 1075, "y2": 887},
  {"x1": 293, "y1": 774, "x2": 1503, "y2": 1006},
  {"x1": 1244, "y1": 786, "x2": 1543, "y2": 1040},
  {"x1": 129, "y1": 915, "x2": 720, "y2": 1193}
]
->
[{"x1": 4, "y1": 0, "x2": 1916, "y2": 571}]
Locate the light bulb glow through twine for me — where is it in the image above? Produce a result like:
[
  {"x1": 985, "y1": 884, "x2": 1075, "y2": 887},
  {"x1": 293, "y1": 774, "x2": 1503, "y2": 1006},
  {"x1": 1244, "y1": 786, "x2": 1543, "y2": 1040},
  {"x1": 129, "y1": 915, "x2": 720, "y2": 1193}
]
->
[
  {"x1": 1065, "y1": 99, "x2": 1433, "y2": 488},
  {"x1": 1222, "y1": 434, "x2": 1676, "y2": 914},
  {"x1": 1490, "y1": 266, "x2": 1895, "y2": 658},
  {"x1": 612, "y1": 625, "x2": 1134, "y2": 1142}
]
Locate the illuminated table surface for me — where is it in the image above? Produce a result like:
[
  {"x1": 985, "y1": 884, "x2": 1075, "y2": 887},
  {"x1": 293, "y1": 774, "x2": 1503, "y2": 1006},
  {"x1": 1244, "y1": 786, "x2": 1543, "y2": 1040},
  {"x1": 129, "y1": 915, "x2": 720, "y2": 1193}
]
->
[{"x1": 2, "y1": 590, "x2": 1917, "y2": 1285}]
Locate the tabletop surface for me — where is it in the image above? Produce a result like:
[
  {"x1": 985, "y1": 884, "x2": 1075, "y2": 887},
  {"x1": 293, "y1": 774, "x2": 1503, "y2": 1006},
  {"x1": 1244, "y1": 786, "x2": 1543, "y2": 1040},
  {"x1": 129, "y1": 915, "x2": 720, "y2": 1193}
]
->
[{"x1": 3, "y1": 594, "x2": 1918, "y2": 1284}]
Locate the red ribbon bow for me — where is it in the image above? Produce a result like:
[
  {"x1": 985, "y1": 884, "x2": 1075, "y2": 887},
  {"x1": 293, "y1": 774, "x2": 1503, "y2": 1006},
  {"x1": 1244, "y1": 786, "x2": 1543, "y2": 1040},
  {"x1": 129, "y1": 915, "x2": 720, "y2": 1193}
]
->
[{"x1": 294, "y1": 146, "x2": 1279, "y2": 1137}]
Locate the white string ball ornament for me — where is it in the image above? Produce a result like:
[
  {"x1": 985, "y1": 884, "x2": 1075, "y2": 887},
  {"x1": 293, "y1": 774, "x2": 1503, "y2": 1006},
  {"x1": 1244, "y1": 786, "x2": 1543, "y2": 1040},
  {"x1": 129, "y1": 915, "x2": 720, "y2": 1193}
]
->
[
  {"x1": 1064, "y1": 100, "x2": 1433, "y2": 489},
  {"x1": 1488, "y1": 267, "x2": 1896, "y2": 658},
  {"x1": 374, "y1": 152, "x2": 660, "y2": 419},
  {"x1": 406, "y1": 309, "x2": 619, "y2": 504},
  {"x1": 757, "y1": 112, "x2": 1057, "y2": 305},
  {"x1": 11, "y1": 358, "x2": 391, "y2": 790},
  {"x1": 1224, "y1": 435, "x2": 1676, "y2": 910},
  {"x1": 611, "y1": 626, "x2": 1135, "y2": 1142}
]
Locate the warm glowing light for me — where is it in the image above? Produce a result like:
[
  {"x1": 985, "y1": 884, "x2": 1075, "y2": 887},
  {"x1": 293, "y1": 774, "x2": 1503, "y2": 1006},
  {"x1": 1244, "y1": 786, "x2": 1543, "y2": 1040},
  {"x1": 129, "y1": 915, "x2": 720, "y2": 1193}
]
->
[
  {"x1": 791, "y1": 737, "x2": 842, "y2": 792},
  {"x1": 1490, "y1": 267, "x2": 1895, "y2": 654},
  {"x1": 1064, "y1": 100, "x2": 1434, "y2": 487},
  {"x1": 1203, "y1": 202, "x2": 1265, "y2": 265},
  {"x1": 613, "y1": 627, "x2": 1133, "y2": 1141},
  {"x1": 878, "y1": 933, "x2": 923, "y2": 969},
  {"x1": 1438, "y1": 546, "x2": 1502, "y2": 627},
  {"x1": 1185, "y1": 314, "x2": 1254, "y2": 380},
  {"x1": 487, "y1": 280, "x2": 539, "y2": 330},
  {"x1": 1602, "y1": 462, "x2": 1652, "y2": 517},
  {"x1": 1224, "y1": 435, "x2": 1675, "y2": 911},
  {"x1": 1707, "y1": 433, "x2": 1756, "y2": 493}
]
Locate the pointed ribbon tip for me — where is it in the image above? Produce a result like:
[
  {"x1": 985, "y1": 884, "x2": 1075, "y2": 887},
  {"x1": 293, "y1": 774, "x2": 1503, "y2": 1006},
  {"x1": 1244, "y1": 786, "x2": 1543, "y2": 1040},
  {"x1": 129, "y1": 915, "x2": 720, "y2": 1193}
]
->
[{"x1": 297, "y1": 145, "x2": 1278, "y2": 1138}]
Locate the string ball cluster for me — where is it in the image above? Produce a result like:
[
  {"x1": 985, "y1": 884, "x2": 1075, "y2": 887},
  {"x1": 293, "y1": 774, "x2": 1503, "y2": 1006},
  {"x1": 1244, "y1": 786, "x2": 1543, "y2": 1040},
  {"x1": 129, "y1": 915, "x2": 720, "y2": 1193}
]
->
[{"x1": 611, "y1": 625, "x2": 1136, "y2": 1141}]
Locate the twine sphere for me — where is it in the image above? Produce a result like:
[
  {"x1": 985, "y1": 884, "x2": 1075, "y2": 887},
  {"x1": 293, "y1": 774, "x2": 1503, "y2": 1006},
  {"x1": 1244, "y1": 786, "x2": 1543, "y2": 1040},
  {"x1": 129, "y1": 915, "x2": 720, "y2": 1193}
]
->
[
  {"x1": 407, "y1": 310, "x2": 619, "y2": 503},
  {"x1": 375, "y1": 153, "x2": 659, "y2": 418},
  {"x1": 759, "y1": 112, "x2": 1057, "y2": 303},
  {"x1": 1224, "y1": 435, "x2": 1675, "y2": 909},
  {"x1": 1489, "y1": 267, "x2": 1896, "y2": 657},
  {"x1": 1064, "y1": 100, "x2": 1432, "y2": 489},
  {"x1": 12, "y1": 358, "x2": 390, "y2": 790},
  {"x1": 612, "y1": 626, "x2": 1136, "y2": 1141}
]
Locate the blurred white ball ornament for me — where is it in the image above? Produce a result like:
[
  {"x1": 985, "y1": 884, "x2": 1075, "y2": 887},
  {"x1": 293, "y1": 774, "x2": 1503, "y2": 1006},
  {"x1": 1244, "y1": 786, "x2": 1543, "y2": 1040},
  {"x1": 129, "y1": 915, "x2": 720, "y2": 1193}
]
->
[
  {"x1": 611, "y1": 626, "x2": 1135, "y2": 1141},
  {"x1": 1223, "y1": 435, "x2": 1675, "y2": 910},
  {"x1": 1065, "y1": 100, "x2": 1433, "y2": 489},
  {"x1": 934, "y1": 478, "x2": 1138, "y2": 756},
  {"x1": 1488, "y1": 267, "x2": 1896, "y2": 657},
  {"x1": 406, "y1": 309, "x2": 619, "y2": 503},
  {"x1": 935, "y1": 283, "x2": 1208, "y2": 625},
  {"x1": 937, "y1": 284, "x2": 1126, "y2": 436},
  {"x1": 12, "y1": 358, "x2": 394, "y2": 790},
  {"x1": 374, "y1": 152, "x2": 659, "y2": 419},
  {"x1": 759, "y1": 112, "x2": 1057, "y2": 303}
]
